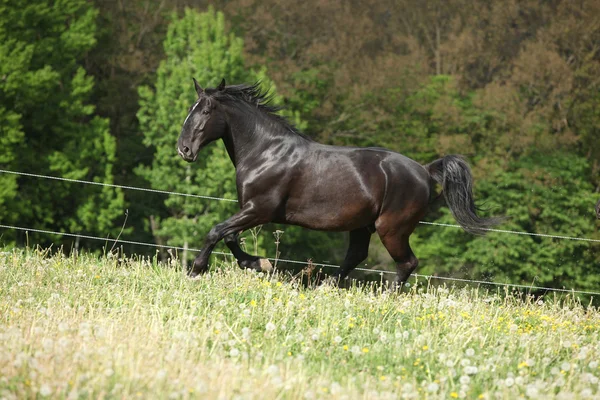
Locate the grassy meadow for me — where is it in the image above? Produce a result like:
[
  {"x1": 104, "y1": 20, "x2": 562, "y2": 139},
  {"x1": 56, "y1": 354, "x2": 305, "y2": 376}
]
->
[{"x1": 1, "y1": 249, "x2": 600, "y2": 399}]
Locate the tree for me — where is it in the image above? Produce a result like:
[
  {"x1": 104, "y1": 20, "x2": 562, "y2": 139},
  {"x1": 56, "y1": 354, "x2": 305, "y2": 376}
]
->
[{"x1": 0, "y1": 0, "x2": 124, "y2": 248}]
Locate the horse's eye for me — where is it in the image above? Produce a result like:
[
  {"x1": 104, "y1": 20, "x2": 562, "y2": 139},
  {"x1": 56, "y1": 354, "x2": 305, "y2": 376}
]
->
[{"x1": 202, "y1": 109, "x2": 210, "y2": 115}]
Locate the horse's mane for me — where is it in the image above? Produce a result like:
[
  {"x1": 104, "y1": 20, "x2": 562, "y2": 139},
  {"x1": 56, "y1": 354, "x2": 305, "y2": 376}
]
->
[{"x1": 207, "y1": 82, "x2": 312, "y2": 141}]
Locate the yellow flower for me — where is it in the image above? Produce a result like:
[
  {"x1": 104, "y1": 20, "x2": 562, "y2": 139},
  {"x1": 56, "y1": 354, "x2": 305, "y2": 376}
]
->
[
  {"x1": 343, "y1": 345, "x2": 349, "y2": 351},
  {"x1": 450, "y1": 393, "x2": 458, "y2": 398},
  {"x1": 276, "y1": 282, "x2": 282, "y2": 287},
  {"x1": 518, "y1": 361, "x2": 528, "y2": 368},
  {"x1": 379, "y1": 375, "x2": 387, "y2": 381},
  {"x1": 250, "y1": 300, "x2": 257, "y2": 307},
  {"x1": 422, "y1": 345, "x2": 429, "y2": 351},
  {"x1": 362, "y1": 347, "x2": 369, "y2": 353}
]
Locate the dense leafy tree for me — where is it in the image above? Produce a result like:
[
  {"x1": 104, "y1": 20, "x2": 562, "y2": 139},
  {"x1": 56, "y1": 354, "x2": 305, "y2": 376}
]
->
[{"x1": 0, "y1": 0, "x2": 124, "y2": 247}]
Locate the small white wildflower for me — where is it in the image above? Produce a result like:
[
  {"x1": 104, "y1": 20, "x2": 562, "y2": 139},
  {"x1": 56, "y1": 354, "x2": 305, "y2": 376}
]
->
[
  {"x1": 465, "y1": 348, "x2": 475, "y2": 357},
  {"x1": 459, "y1": 375, "x2": 470, "y2": 385},
  {"x1": 311, "y1": 334, "x2": 319, "y2": 341},
  {"x1": 230, "y1": 348, "x2": 240, "y2": 357},
  {"x1": 380, "y1": 333, "x2": 388, "y2": 343},
  {"x1": 589, "y1": 361, "x2": 598, "y2": 369},
  {"x1": 219, "y1": 299, "x2": 227, "y2": 307},
  {"x1": 460, "y1": 358, "x2": 471, "y2": 367},
  {"x1": 351, "y1": 346, "x2": 360, "y2": 355},
  {"x1": 334, "y1": 336, "x2": 342, "y2": 344},
  {"x1": 561, "y1": 362, "x2": 571, "y2": 372},
  {"x1": 505, "y1": 377, "x2": 515, "y2": 387},
  {"x1": 445, "y1": 360, "x2": 455, "y2": 368},
  {"x1": 537, "y1": 300, "x2": 543, "y2": 305},
  {"x1": 526, "y1": 359, "x2": 535, "y2": 367},
  {"x1": 265, "y1": 322, "x2": 276, "y2": 332},
  {"x1": 373, "y1": 327, "x2": 380, "y2": 335},
  {"x1": 402, "y1": 331, "x2": 409, "y2": 339}
]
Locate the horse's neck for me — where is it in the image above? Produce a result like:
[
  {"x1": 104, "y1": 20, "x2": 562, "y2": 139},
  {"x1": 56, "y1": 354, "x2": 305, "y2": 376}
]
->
[{"x1": 223, "y1": 106, "x2": 305, "y2": 168}]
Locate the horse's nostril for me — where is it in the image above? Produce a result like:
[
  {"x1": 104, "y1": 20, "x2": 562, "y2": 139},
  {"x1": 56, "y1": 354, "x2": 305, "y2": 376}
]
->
[{"x1": 183, "y1": 146, "x2": 190, "y2": 155}]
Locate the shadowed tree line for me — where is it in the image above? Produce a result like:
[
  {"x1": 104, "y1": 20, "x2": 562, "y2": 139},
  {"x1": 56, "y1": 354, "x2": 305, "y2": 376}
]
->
[{"x1": 1, "y1": 0, "x2": 599, "y2": 291}]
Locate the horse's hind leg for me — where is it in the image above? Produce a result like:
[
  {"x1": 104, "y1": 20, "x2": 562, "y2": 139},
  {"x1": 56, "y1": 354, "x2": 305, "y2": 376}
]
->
[
  {"x1": 224, "y1": 233, "x2": 272, "y2": 273},
  {"x1": 330, "y1": 227, "x2": 372, "y2": 281},
  {"x1": 376, "y1": 217, "x2": 419, "y2": 289}
]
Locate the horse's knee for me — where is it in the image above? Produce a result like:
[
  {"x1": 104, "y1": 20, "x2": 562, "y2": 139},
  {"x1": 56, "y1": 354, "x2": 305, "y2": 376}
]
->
[
  {"x1": 223, "y1": 233, "x2": 237, "y2": 245},
  {"x1": 206, "y1": 228, "x2": 220, "y2": 244}
]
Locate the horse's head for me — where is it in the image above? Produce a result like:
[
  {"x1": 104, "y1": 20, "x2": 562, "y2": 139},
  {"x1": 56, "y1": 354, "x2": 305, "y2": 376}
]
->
[{"x1": 177, "y1": 78, "x2": 228, "y2": 162}]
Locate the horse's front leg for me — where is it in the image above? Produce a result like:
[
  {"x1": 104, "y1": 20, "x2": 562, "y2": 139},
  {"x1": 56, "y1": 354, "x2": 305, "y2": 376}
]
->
[
  {"x1": 190, "y1": 205, "x2": 266, "y2": 277},
  {"x1": 223, "y1": 233, "x2": 273, "y2": 273}
]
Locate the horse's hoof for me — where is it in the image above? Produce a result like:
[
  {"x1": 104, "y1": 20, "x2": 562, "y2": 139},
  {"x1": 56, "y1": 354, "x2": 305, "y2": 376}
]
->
[{"x1": 259, "y1": 258, "x2": 273, "y2": 273}]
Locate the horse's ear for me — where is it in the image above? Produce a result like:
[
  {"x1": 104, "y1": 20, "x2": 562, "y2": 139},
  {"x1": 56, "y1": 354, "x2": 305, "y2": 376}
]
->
[
  {"x1": 193, "y1": 78, "x2": 203, "y2": 97},
  {"x1": 217, "y1": 78, "x2": 226, "y2": 91}
]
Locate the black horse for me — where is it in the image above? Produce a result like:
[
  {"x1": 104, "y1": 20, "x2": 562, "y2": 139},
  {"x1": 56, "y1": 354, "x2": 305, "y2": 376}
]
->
[{"x1": 177, "y1": 79, "x2": 501, "y2": 286}]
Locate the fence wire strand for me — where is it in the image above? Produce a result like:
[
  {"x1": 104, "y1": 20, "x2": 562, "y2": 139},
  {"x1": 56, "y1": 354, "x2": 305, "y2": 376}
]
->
[
  {"x1": 1, "y1": 223, "x2": 600, "y2": 297},
  {"x1": 2, "y1": 168, "x2": 599, "y2": 243}
]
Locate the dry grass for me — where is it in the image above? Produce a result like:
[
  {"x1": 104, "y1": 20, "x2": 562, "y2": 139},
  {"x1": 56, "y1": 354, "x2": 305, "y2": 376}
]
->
[{"x1": 1, "y1": 249, "x2": 599, "y2": 399}]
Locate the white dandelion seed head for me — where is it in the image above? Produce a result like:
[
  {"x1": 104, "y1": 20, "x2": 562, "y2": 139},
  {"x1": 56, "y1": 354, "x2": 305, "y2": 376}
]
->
[
  {"x1": 219, "y1": 299, "x2": 227, "y2": 307},
  {"x1": 504, "y1": 377, "x2": 515, "y2": 387},
  {"x1": 230, "y1": 348, "x2": 240, "y2": 357},
  {"x1": 39, "y1": 384, "x2": 52, "y2": 397},
  {"x1": 459, "y1": 375, "x2": 471, "y2": 385},
  {"x1": 334, "y1": 336, "x2": 342, "y2": 344},
  {"x1": 561, "y1": 362, "x2": 571, "y2": 371},
  {"x1": 265, "y1": 322, "x2": 276, "y2": 332},
  {"x1": 515, "y1": 377, "x2": 524, "y2": 385},
  {"x1": 42, "y1": 338, "x2": 53, "y2": 351},
  {"x1": 266, "y1": 364, "x2": 279, "y2": 376},
  {"x1": 156, "y1": 369, "x2": 167, "y2": 379},
  {"x1": 465, "y1": 348, "x2": 475, "y2": 357},
  {"x1": 427, "y1": 383, "x2": 439, "y2": 392}
]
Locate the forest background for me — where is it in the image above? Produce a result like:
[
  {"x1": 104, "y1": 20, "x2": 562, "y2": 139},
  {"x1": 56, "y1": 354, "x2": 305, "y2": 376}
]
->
[{"x1": 1, "y1": 0, "x2": 599, "y2": 291}]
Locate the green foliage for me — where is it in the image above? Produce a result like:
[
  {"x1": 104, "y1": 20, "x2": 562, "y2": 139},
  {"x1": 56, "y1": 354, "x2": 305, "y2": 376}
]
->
[
  {"x1": 0, "y1": 0, "x2": 124, "y2": 245},
  {"x1": 414, "y1": 151, "x2": 600, "y2": 290}
]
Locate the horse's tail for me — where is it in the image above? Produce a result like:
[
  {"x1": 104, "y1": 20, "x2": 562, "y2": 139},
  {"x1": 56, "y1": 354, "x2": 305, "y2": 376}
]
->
[{"x1": 426, "y1": 155, "x2": 503, "y2": 235}]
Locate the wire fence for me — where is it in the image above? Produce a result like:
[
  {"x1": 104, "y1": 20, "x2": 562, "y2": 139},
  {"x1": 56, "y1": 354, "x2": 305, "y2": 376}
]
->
[
  {"x1": 2, "y1": 168, "x2": 599, "y2": 243},
  {"x1": 2, "y1": 223, "x2": 600, "y2": 296},
  {"x1": 1, "y1": 168, "x2": 600, "y2": 297}
]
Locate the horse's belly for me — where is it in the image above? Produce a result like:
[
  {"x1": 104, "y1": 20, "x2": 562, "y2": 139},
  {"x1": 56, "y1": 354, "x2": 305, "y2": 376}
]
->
[{"x1": 283, "y1": 194, "x2": 377, "y2": 231}]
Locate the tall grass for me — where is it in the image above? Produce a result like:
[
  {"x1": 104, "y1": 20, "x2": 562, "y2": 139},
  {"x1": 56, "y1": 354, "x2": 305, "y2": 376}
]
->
[{"x1": 1, "y1": 249, "x2": 599, "y2": 399}]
